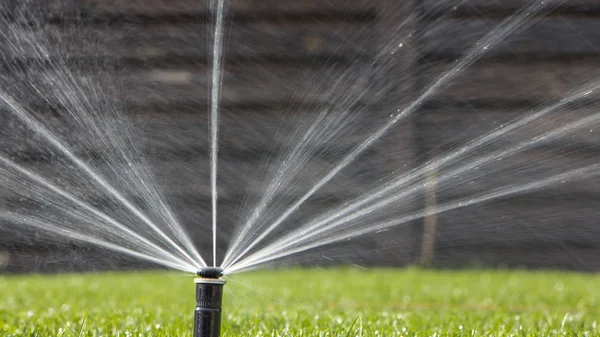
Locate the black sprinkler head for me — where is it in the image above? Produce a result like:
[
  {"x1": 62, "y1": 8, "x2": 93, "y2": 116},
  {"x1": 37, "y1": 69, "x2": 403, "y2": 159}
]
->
[
  {"x1": 197, "y1": 267, "x2": 224, "y2": 279},
  {"x1": 194, "y1": 268, "x2": 226, "y2": 337}
]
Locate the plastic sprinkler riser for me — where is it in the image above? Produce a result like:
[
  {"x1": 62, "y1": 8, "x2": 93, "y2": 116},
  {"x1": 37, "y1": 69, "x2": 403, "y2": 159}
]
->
[{"x1": 194, "y1": 268, "x2": 225, "y2": 337}]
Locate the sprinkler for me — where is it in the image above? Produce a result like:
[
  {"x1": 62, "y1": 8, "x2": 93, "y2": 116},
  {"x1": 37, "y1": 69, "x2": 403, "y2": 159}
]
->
[{"x1": 194, "y1": 267, "x2": 226, "y2": 337}]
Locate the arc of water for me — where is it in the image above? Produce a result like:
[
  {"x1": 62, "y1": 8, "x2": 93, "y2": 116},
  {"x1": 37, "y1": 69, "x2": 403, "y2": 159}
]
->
[
  {"x1": 18, "y1": 66, "x2": 206, "y2": 267},
  {"x1": 0, "y1": 154, "x2": 193, "y2": 268},
  {"x1": 37, "y1": 70, "x2": 205, "y2": 266},
  {"x1": 222, "y1": 71, "x2": 385, "y2": 266},
  {"x1": 1, "y1": 10, "x2": 205, "y2": 268},
  {"x1": 237, "y1": 105, "x2": 600, "y2": 269},
  {"x1": 227, "y1": 163, "x2": 600, "y2": 273},
  {"x1": 222, "y1": 109, "x2": 354, "y2": 267},
  {"x1": 222, "y1": 11, "x2": 425, "y2": 267},
  {"x1": 222, "y1": 113, "x2": 330, "y2": 265},
  {"x1": 222, "y1": 13, "x2": 427, "y2": 266},
  {"x1": 222, "y1": 0, "x2": 552, "y2": 269},
  {"x1": 0, "y1": 212, "x2": 196, "y2": 272},
  {"x1": 227, "y1": 81, "x2": 600, "y2": 269},
  {"x1": 0, "y1": 92, "x2": 205, "y2": 268},
  {"x1": 209, "y1": 0, "x2": 226, "y2": 267}
]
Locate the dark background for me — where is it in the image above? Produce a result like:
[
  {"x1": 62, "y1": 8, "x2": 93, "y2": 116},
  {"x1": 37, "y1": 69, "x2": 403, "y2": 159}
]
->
[{"x1": 0, "y1": 0, "x2": 599, "y2": 273}]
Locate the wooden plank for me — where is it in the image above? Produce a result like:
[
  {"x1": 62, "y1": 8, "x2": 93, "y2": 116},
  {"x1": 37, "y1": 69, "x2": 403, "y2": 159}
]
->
[
  {"x1": 8, "y1": 0, "x2": 375, "y2": 17},
  {"x1": 420, "y1": 107, "x2": 600, "y2": 147},
  {"x1": 0, "y1": 159, "x2": 364, "y2": 202},
  {"x1": 0, "y1": 61, "x2": 377, "y2": 109},
  {"x1": 3, "y1": 157, "x2": 361, "y2": 200},
  {"x1": 160, "y1": 197, "x2": 368, "y2": 242},
  {"x1": 0, "y1": 0, "x2": 375, "y2": 27},
  {"x1": 132, "y1": 110, "x2": 410, "y2": 154},
  {"x1": 0, "y1": 111, "x2": 410, "y2": 200},
  {"x1": 421, "y1": 18, "x2": 600, "y2": 59},
  {"x1": 0, "y1": 144, "x2": 408, "y2": 198},
  {"x1": 87, "y1": 0, "x2": 375, "y2": 15},
  {"x1": 435, "y1": 197, "x2": 600, "y2": 246},
  {"x1": 0, "y1": 195, "x2": 360, "y2": 262},
  {"x1": 427, "y1": 148, "x2": 600, "y2": 200},
  {"x1": 419, "y1": 60, "x2": 600, "y2": 102},
  {"x1": 415, "y1": 108, "x2": 600, "y2": 194},
  {"x1": 0, "y1": 157, "x2": 391, "y2": 245},
  {"x1": 0, "y1": 104, "x2": 412, "y2": 161},
  {"x1": 423, "y1": 0, "x2": 600, "y2": 16},
  {"x1": 0, "y1": 106, "x2": 400, "y2": 154},
  {"x1": 0, "y1": 22, "x2": 373, "y2": 63}
]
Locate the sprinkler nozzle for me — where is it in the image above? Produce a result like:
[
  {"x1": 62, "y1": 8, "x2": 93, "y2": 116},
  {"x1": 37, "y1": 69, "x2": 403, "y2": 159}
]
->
[
  {"x1": 194, "y1": 268, "x2": 226, "y2": 337},
  {"x1": 197, "y1": 267, "x2": 224, "y2": 279}
]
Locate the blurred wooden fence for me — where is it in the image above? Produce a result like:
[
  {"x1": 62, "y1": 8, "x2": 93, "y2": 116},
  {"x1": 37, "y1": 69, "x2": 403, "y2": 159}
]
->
[
  {"x1": 0, "y1": 0, "x2": 599, "y2": 272},
  {"x1": 414, "y1": 0, "x2": 600, "y2": 270}
]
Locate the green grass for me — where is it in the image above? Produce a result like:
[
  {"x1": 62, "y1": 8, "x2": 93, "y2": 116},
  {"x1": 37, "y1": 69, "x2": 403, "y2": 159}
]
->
[{"x1": 0, "y1": 267, "x2": 599, "y2": 336}]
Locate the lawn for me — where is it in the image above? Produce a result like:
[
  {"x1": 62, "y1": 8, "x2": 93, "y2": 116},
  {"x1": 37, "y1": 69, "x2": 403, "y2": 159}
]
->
[{"x1": 0, "y1": 267, "x2": 598, "y2": 336}]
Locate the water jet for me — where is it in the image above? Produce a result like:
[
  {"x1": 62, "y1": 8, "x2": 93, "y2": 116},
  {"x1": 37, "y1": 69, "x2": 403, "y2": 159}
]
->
[{"x1": 194, "y1": 267, "x2": 225, "y2": 337}]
